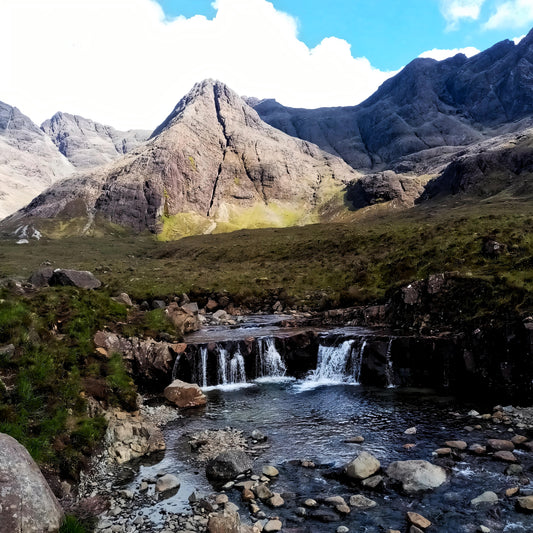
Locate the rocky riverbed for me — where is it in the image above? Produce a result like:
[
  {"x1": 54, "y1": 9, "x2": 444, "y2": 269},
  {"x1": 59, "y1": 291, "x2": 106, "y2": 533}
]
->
[{"x1": 64, "y1": 385, "x2": 533, "y2": 533}]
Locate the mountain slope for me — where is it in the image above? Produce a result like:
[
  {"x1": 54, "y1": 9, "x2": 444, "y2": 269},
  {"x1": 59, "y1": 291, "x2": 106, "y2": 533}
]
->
[
  {"x1": 3, "y1": 80, "x2": 360, "y2": 238},
  {"x1": 0, "y1": 102, "x2": 74, "y2": 220},
  {"x1": 41, "y1": 113, "x2": 150, "y2": 169},
  {"x1": 252, "y1": 29, "x2": 533, "y2": 170}
]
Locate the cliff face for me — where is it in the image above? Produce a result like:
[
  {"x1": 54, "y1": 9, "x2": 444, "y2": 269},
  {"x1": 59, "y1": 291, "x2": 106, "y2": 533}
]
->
[
  {"x1": 4, "y1": 80, "x2": 360, "y2": 237},
  {"x1": 252, "y1": 30, "x2": 533, "y2": 170},
  {"x1": 0, "y1": 102, "x2": 74, "y2": 220},
  {"x1": 41, "y1": 112, "x2": 150, "y2": 169}
]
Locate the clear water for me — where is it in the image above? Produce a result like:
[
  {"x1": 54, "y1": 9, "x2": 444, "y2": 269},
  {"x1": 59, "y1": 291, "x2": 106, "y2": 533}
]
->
[{"x1": 130, "y1": 382, "x2": 533, "y2": 532}]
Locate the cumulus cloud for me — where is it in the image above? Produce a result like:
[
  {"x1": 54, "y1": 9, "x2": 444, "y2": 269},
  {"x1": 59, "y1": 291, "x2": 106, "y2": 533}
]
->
[
  {"x1": 513, "y1": 35, "x2": 526, "y2": 44},
  {"x1": 440, "y1": 0, "x2": 486, "y2": 29},
  {"x1": 418, "y1": 46, "x2": 480, "y2": 60},
  {"x1": 0, "y1": 0, "x2": 395, "y2": 130},
  {"x1": 485, "y1": 0, "x2": 533, "y2": 29}
]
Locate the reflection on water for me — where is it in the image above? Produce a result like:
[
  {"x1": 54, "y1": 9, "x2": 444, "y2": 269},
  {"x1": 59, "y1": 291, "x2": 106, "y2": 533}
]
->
[{"x1": 129, "y1": 383, "x2": 533, "y2": 531}]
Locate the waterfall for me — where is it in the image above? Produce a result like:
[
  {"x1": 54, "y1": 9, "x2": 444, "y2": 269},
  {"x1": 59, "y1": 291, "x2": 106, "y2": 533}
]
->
[
  {"x1": 217, "y1": 347, "x2": 228, "y2": 385},
  {"x1": 229, "y1": 348, "x2": 246, "y2": 384},
  {"x1": 353, "y1": 339, "x2": 366, "y2": 384},
  {"x1": 385, "y1": 338, "x2": 396, "y2": 388},
  {"x1": 200, "y1": 347, "x2": 208, "y2": 388},
  {"x1": 306, "y1": 339, "x2": 357, "y2": 384},
  {"x1": 171, "y1": 353, "x2": 180, "y2": 381},
  {"x1": 257, "y1": 337, "x2": 287, "y2": 378}
]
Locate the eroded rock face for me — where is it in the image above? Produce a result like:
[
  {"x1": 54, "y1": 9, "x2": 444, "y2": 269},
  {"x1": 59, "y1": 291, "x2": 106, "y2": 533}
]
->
[
  {"x1": 164, "y1": 379, "x2": 207, "y2": 408},
  {"x1": 5, "y1": 80, "x2": 359, "y2": 237},
  {"x1": 41, "y1": 112, "x2": 149, "y2": 169},
  {"x1": 0, "y1": 432, "x2": 64, "y2": 532},
  {"x1": 386, "y1": 460, "x2": 447, "y2": 492},
  {"x1": 0, "y1": 101, "x2": 74, "y2": 220},
  {"x1": 253, "y1": 31, "x2": 533, "y2": 170},
  {"x1": 105, "y1": 409, "x2": 165, "y2": 464}
]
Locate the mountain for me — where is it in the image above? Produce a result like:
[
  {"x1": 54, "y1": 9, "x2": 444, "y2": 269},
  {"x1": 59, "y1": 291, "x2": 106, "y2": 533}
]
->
[
  {"x1": 251, "y1": 29, "x2": 533, "y2": 171},
  {"x1": 41, "y1": 113, "x2": 150, "y2": 169},
  {"x1": 0, "y1": 102, "x2": 74, "y2": 220},
  {"x1": 2, "y1": 80, "x2": 360, "y2": 238}
]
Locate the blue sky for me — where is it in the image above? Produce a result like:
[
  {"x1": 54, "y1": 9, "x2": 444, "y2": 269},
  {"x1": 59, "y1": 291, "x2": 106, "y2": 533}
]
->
[
  {"x1": 155, "y1": 0, "x2": 529, "y2": 70},
  {"x1": 2, "y1": 0, "x2": 532, "y2": 129}
]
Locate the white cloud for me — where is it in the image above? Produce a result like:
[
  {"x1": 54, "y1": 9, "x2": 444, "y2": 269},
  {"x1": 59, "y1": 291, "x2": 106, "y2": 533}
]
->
[
  {"x1": 513, "y1": 35, "x2": 526, "y2": 44},
  {"x1": 0, "y1": 0, "x2": 396, "y2": 131},
  {"x1": 485, "y1": 0, "x2": 533, "y2": 29},
  {"x1": 440, "y1": 0, "x2": 486, "y2": 29},
  {"x1": 418, "y1": 46, "x2": 480, "y2": 60}
]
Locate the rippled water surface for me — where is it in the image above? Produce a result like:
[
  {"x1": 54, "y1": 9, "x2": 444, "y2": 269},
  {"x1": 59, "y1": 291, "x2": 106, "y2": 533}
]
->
[{"x1": 130, "y1": 382, "x2": 533, "y2": 532}]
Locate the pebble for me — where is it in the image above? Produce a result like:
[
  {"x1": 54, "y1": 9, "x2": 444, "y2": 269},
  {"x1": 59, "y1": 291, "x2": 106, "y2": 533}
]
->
[
  {"x1": 435, "y1": 447, "x2": 452, "y2": 456},
  {"x1": 512, "y1": 435, "x2": 528, "y2": 445},
  {"x1": 494, "y1": 450, "x2": 518, "y2": 463},
  {"x1": 267, "y1": 493, "x2": 284, "y2": 507},
  {"x1": 325, "y1": 496, "x2": 347, "y2": 506},
  {"x1": 404, "y1": 427, "x2": 417, "y2": 435},
  {"x1": 478, "y1": 526, "x2": 490, "y2": 533},
  {"x1": 344, "y1": 436, "x2": 365, "y2": 443},
  {"x1": 506, "y1": 487, "x2": 520, "y2": 497},
  {"x1": 361, "y1": 475, "x2": 383, "y2": 489},
  {"x1": 471, "y1": 491, "x2": 498, "y2": 506},
  {"x1": 445, "y1": 440, "x2": 467, "y2": 450},
  {"x1": 215, "y1": 494, "x2": 229, "y2": 505},
  {"x1": 407, "y1": 511, "x2": 431, "y2": 529},
  {"x1": 336, "y1": 504, "x2": 351, "y2": 514},
  {"x1": 337, "y1": 527, "x2": 349, "y2": 533},
  {"x1": 262, "y1": 465, "x2": 279, "y2": 477},
  {"x1": 517, "y1": 495, "x2": 533, "y2": 512},
  {"x1": 469, "y1": 443, "x2": 487, "y2": 454},
  {"x1": 263, "y1": 519, "x2": 282, "y2": 532},
  {"x1": 488, "y1": 439, "x2": 515, "y2": 451},
  {"x1": 349, "y1": 494, "x2": 377, "y2": 509},
  {"x1": 304, "y1": 498, "x2": 318, "y2": 507}
]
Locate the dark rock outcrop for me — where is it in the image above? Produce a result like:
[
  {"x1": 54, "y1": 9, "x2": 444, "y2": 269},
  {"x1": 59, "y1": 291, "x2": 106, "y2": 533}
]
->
[
  {"x1": 206, "y1": 449, "x2": 253, "y2": 482},
  {"x1": 252, "y1": 31, "x2": 533, "y2": 170},
  {"x1": 49, "y1": 269, "x2": 102, "y2": 289},
  {"x1": 0, "y1": 432, "x2": 64, "y2": 532}
]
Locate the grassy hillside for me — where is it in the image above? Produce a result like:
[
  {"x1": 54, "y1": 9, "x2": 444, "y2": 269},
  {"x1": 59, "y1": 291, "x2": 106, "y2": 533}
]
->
[{"x1": 0, "y1": 195, "x2": 531, "y2": 313}]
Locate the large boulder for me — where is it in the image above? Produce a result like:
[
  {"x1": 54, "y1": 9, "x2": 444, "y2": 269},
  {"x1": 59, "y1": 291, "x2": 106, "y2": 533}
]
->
[
  {"x1": 344, "y1": 451, "x2": 381, "y2": 480},
  {"x1": 0, "y1": 432, "x2": 64, "y2": 532},
  {"x1": 206, "y1": 449, "x2": 253, "y2": 482},
  {"x1": 208, "y1": 507, "x2": 241, "y2": 533},
  {"x1": 49, "y1": 269, "x2": 101, "y2": 289},
  {"x1": 165, "y1": 302, "x2": 201, "y2": 336},
  {"x1": 164, "y1": 379, "x2": 207, "y2": 408},
  {"x1": 28, "y1": 267, "x2": 54, "y2": 288},
  {"x1": 386, "y1": 460, "x2": 447, "y2": 492}
]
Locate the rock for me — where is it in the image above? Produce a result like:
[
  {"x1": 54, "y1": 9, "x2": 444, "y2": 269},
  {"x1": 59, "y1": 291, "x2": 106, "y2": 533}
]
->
[
  {"x1": 267, "y1": 493, "x2": 284, "y2": 507},
  {"x1": 337, "y1": 527, "x2": 350, "y2": 533},
  {"x1": 468, "y1": 410, "x2": 480, "y2": 417},
  {"x1": 478, "y1": 526, "x2": 491, "y2": 533},
  {"x1": 166, "y1": 302, "x2": 201, "y2": 335},
  {"x1": 386, "y1": 460, "x2": 447, "y2": 492},
  {"x1": 50, "y1": 269, "x2": 101, "y2": 289},
  {"x1": 404, "y1": 427, "x2": 417, "y2": 435},
  {"x1": 344, "y1": 451, "x2": 381, "y2": 480},
  {"x1": 206, "y1": 449, "x2": 253, "y2": 482},
  {"x1": 216, "y1": 494, "x2": 229, "y2": 505},
  {"x1": 487, "y1": 439, "x2": 515, "y2": 451},
  {"x1": 263, "y1": 520, "x2": 282, "y2": 532},
  {"x1": 471, "y1": 491, "x2": 498, "y2": 506},
  {"x1": 325, "y1": 496, "x2": 347, "y2": 506},
  {"x1": 0, "y1": 344, "x2": 15, "y2": 357},
  {"x1": 29, "y1": 267, "x2": 54, "y2": 287},
  {"x1": 251, "y1": 430, "x2": 267, "y2": 442},
  {"x1": 242, "y1": 488, "x2": 255, "y2": 501},
  {"x1": 156, "y1": 473, "x2": 180, "y2": 493},
  {"x1": 336, "y1": 504, "x2": 351, "y2": 514},
  {"x1": 506, "y1": 487, "x2": 520, "y2": 497},
  {"x1": 469, "y1": 444, "x2": 487, "y2": 455},
  {"x1": 262, "y1": 465, "x2": 279, "y2": 477},
  {"x1": 113, "y1": 293, "x2": 133, "y2": 306},
  {"x1": 505, "y1": 464, "x2": 523, "y2": 476},
  {"x1": 0, "y1": 433, "x2": 64, "y2": 532},
  {"x1": 344, "y1": 436, "x2": 365, "y2": 443},
  {"x1": 105, "y1": 410, "x2": 165, "y2": 464},
  {"x1": 349, "y1": 494, "x2": 377, "y2": 509},
  {"x1": 310, "y1": 509, "x2": 340, "y2": 522},
  {"x1": 304, "y1": 499, "x2": 318, "y2": 507},
  {"x1": 207, "y1": 508, "x2": 241, "y2": 533},
  {"x1": 435, "y1": 448, "x2": 452, "y2": 456},
  {"x1": 445, "y1": 440, "x2": 467, "y2": 450},
  {"x1": 213, "y1": 309, "x2": 230, "y2": 322},
  {"x1": 254, "y1": 484, "x2": 274, "y2": 501},
  {"x1": 410, "y1": 527, "x2": 424, "y2": 533},
  {"x1": 407, "y1": 512, "x2": 431, "y2": 528},
  {"x1": 517, "y1": 495, "x2": 533, "y2": 512},
  {"x1": 361, "y1": 475, "x2": 383, "y2": 489},
  {"x1": 164, "y1": 379, "x2": 207, "y2": 408},
  {"x1": 493, "y1": 451, "x2": 518, "y2": 463},
  {"x1": 512, "y1": 435, "x2": 528, "y2": 446}
]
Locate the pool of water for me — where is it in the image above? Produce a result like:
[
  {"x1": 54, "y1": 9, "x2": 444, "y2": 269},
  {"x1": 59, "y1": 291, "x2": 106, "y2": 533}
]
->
[{"x1": 128, "y1": 382, "x2": 533, "y2": 532}]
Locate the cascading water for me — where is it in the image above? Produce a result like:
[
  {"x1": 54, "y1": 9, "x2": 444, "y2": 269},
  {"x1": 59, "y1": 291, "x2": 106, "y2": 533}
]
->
[
  {"x1": 199, "y1": 347, "x2": 208, "y2": 388},
  {"x1": 385, "y1": 338, "x2": 396, "y2": 388},
  {"x1": 257, "y1": 337, "x2": 287, "y2": 378},
  {"x1": 229, "y1": 348, "x2": 246, "y2": 384},
  {"x1": 305, "y1": 339, "x2": 357, "y2": 385},
  {"x1": 217, "y1": 347, "x2": 228, "y2": 385},
  {"x1": 353, "y1": 339, "x2": 366, "y2": 384}
]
